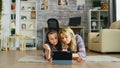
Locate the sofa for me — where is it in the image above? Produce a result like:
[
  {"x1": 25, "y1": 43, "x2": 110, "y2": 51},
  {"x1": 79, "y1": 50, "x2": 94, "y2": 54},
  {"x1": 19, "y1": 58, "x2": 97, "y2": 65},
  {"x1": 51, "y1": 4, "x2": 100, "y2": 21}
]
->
[{"x1": 88, "y1": 20, "x2": 120, "y2": 53}]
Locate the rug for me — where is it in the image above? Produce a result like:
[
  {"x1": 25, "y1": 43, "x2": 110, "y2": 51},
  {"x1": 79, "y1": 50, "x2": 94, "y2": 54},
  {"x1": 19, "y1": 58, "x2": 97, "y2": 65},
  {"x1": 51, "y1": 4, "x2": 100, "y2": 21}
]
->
[
  {"x1": 18, "y1": 55, "x2": 120, "y2": 63},
  {"x1": 18, "y1": 55, "x2": 48, "y2": 63},
  {"x1": 86, "y1": 56, "x2": 120, "y2": 62}
]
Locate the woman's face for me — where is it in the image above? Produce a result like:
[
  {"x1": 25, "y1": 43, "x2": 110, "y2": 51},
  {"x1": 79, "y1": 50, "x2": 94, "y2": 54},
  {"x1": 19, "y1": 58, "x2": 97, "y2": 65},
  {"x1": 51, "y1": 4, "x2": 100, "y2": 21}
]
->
[
  {"x1": 60, "y1": 32, "x2": 71, "y2": 45},
  {"x1": 48, "y1": 33, "x2": 58, "y2": 46}
]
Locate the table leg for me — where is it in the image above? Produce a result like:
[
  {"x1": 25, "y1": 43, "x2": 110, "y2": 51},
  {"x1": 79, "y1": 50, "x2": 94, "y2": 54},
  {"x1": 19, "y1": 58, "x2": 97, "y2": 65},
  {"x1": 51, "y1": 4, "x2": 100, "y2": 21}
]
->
[
  {"x1": 82, "y1": 29, "x2": 84, "y2": 41},
  {"x1": 21, "y1": 38, "x2": 24, "y2": 51},
  {"x1": 6, "y1": 37, "x2": 10, "y2": 51},
  {"x1": 23, "y1": 38, "x2": 26, "y2": 50},
  {"x1": 22, "y1": 37, "x2": 26, "y2": 51}
]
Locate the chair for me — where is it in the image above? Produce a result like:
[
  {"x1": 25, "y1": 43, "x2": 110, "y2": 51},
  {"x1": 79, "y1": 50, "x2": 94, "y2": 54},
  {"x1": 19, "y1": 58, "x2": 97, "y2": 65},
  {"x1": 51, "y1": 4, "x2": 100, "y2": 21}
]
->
[
  {"x1": 88, "y1": 20, "x2": 120, "y2": 53},
  {"x1": 47, "y1": 18, "x2": 59, "y2": 32}
]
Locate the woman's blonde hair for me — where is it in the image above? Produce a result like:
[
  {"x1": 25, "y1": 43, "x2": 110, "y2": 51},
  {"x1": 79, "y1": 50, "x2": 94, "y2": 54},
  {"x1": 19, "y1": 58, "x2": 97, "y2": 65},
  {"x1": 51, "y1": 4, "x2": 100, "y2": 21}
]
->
[{"x1": 59, "y1": 26, "x2": 77, "y2": 52}]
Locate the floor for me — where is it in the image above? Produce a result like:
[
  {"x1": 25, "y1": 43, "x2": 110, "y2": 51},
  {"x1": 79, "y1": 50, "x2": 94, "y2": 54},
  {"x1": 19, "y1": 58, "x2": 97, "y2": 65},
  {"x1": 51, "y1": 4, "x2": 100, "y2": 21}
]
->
[{"x1": 0, "y1": 50, "x2": 120, "y2": 68}]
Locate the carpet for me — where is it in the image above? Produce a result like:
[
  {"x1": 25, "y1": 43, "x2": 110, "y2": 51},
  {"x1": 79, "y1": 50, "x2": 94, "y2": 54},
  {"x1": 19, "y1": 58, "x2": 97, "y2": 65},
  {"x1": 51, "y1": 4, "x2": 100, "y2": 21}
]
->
[
  {"x1": 86, "y1": 56, "x2": 120, "y2": 62},
  {"x1": 18, "y1": 55, "x2": 48, "y2": 63},
  {"x1": 18, "y1": 55, "x2": 120, "y2": 63}
]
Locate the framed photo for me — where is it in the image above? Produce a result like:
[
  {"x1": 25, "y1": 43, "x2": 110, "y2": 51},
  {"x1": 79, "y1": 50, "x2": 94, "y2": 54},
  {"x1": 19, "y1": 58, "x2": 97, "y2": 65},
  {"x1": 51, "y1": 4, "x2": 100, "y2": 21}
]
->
[
  {"x1": 58, "y1": 0, "x2": 68, "y2": 6},
  {"x1": 31, "y1": 11, "x2": 36, "y2": 19},
  {"x1": 40, "y1": 0, "x2": 48, "y2": 10},
  {"x1": 21, "y1": 23, "x2": 26, "y2": 29},
  {"x1": 21, "y1": 16, "x2": 27, "y2": 20},
  {"x1": 77, "y1": 0, "x2": 85, "y2": 10}
]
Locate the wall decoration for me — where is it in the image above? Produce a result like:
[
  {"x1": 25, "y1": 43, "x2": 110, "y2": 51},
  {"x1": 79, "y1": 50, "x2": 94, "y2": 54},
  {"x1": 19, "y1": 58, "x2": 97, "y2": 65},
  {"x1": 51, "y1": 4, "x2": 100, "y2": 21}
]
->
[
  {"x1": 40, "y1": 0, "x2": 48, "y2": 10},
  {"x1": 41, "y1": 2, "x2": 45, "y2": 10},
  {"x1": 21, "y1": 23, "x2": 26, "y2": 29},
  {"x1": 21, "y1": 16, "x2": 27, "y2": 20},
  {"x1": 58, "y1": 0, "x2": 68, "y2": 6},
  {"x1": 31, "y1": 11, "x2": 36, "y2": 19},
  {"x1": 77, "y1": 0, "x2": 85, "y2": 10},
  {"x1": 45, "y1": 0, "x2": 48, "y2": 10},
  {"x1": 29, "y1": 24, "x2": 34, "y2": 30},
  {"x1": 12, "y1": 0, "x2": 16, "y2": 2}
]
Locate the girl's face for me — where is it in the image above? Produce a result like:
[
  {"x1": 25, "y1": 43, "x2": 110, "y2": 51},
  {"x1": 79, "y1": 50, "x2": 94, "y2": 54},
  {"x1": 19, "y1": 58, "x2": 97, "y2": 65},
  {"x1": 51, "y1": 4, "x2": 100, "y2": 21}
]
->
[
  {"x1": 60, "y1": 32, "x2": 71, "y2": 45},
  {"x1": 48, "y1": 33, "x2": 58, "y2": 46}
]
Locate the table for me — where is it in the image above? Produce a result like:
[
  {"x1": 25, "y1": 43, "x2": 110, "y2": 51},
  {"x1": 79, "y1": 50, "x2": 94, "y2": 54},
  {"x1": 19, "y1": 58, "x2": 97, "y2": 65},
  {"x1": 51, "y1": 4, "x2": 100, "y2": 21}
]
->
[
  {"x1": 5, "y1": 35, "x2": 31, "y2": 51},
  {"x1": 43, "y1": 26, "x2": 85, "y2": 45}
]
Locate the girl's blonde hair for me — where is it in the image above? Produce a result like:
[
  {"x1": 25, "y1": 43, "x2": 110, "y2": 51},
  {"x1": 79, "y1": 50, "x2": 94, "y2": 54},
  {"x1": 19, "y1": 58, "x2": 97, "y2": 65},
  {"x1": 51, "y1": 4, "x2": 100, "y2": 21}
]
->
[{"x1": 59, "y1": 26, "x2": 77, "y2": 52}]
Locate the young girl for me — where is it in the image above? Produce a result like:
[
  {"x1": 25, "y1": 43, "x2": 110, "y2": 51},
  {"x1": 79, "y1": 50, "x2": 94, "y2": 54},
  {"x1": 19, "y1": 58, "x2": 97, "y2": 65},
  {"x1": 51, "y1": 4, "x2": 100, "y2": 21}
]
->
[
  {"x1": 43, "y1": 30, "x2": 62, "y2": 61},
  {"x1": 59, "y1": 27, "x2": 86, "y2": 62}
]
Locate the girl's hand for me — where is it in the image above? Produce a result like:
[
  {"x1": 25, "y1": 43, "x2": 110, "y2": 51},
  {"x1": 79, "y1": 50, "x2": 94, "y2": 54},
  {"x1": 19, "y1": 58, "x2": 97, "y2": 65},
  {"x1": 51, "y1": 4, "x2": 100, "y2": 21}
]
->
[
  {"x1": 43, "y1": 44, "x2": 51, "y2": 60},
  {"x1": 43, "y1": 44, "x2": 51, "y2": 51},
  {"x1": 62, "y1": 48, "x2": 67, "y2": 51}
]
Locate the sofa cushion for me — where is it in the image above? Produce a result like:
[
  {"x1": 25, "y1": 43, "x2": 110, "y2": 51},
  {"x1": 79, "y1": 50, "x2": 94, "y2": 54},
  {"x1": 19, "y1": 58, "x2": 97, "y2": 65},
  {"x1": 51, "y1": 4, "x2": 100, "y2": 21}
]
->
[{"x1": 109, "y1": 20, "x2": 120, "y2": 29}]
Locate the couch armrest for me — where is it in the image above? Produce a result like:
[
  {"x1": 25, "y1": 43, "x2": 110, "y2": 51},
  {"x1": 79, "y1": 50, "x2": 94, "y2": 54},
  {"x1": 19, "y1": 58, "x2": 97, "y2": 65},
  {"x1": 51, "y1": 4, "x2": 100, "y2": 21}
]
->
[
  {"x1": 88, "y1": 32, "x2": 99, "y2": 50},
  {"x1": 100, "y1": 29, "x2": 120, "y2": 52}
]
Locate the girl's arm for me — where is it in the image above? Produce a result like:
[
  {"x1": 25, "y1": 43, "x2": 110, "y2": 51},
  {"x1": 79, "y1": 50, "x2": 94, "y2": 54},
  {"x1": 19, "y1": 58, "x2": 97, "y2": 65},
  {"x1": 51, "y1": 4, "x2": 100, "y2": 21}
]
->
[{"x1": 43, "y1": 44, "x2": 51, "y2": 60}]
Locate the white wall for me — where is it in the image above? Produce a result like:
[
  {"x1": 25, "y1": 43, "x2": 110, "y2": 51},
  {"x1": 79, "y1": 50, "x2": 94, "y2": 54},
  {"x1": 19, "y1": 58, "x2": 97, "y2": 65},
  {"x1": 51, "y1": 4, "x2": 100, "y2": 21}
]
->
[
  {"x1": 1, "y1": 0, "x2": 11, "y2": 48},
  {"x1": 116, "y1": 0, "x2": 120, "y2": 20}
]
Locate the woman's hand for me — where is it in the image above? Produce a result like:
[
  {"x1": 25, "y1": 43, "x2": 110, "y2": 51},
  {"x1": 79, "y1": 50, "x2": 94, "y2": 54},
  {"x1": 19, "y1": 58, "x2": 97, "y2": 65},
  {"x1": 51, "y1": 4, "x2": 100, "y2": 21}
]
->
[
  {"x1": 72, "y1": 53, "x2": 85, "y2": 63},
  {"x1": 76, "y1": 57, "x2": 85, "y2": 63}
]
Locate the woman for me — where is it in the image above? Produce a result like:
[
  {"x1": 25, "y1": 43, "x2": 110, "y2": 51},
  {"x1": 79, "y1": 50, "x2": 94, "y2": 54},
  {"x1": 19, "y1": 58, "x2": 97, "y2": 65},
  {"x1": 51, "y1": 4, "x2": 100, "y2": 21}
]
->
[{"x1": 59, "y1": 27, "x2": 86, "y2": 62}]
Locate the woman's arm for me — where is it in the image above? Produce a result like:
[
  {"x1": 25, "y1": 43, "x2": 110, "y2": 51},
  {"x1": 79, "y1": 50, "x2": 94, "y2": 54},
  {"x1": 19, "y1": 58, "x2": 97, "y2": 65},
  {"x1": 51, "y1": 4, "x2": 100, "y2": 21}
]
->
[
  {"x1": 76, "y1": 34, "x2": 86, "y2": 58},
  {"x1": 74, "y1": 34, "x2": 86, "y2": 62},
  {"x1": 72, "y1": 53, "x2": 85, "y2": 62}
]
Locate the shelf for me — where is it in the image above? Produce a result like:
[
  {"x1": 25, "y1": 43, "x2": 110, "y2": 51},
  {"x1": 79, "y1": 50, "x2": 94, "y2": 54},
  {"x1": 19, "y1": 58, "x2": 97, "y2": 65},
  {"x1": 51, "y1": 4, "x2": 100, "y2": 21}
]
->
[
  {"x1": 20, "y1": 18, "x2": 36, "y2": 20},
  {"x1": 20, "y1": 0, "x2": 37, "y2": 48},
  {"x1": 21, "y1": 1, "x2": 36, "y2": 3},
  {"x1": 20, "y1": 29, "x2": 36, "y2": 31},
  {"x1": 21, "y1": 10, "x2": 36, "y2": 12},
  {"x1": 88, "y1": 9, "x2": 108, "y2": 32}
]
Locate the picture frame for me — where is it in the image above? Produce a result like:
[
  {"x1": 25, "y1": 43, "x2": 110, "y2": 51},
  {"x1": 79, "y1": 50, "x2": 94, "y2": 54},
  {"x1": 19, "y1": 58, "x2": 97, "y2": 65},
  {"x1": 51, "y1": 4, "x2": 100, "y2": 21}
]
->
[
  {"x1": 31, "y1": 11, "x2": 36, "y2": 19},
  {"x1": 40, "y1": 0, "x2": 48, "y2": 10},
  {"x1": 21, "y1": 16, "x2": 27, "y2": 20},
  {"x1": 21, "y1": 23, "x2": 26, "y2": 29},
  {"x1": 76, "y1": 0, "x2": 85, "y2": 10},
  {"x1": 12, "y1": 0, "x2": 16, "y2": 2},
  {"x1": 58, "y1": 0, "x2": 68, "y2": 6}
]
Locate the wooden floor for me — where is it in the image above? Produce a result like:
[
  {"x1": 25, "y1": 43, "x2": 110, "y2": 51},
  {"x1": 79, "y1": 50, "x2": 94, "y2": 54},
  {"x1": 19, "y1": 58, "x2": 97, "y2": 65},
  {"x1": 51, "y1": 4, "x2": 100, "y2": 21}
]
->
[{"x1": 0, "y1": 50, "x2": 120, "y2": 68}]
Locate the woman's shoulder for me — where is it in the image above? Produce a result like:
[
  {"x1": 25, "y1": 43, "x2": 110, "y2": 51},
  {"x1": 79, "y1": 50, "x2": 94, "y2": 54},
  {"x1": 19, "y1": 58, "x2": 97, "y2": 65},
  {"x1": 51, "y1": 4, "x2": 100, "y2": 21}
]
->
[
  {"x1": 75, "y1": 34, "x2": 82, "y2": 39},
  {"x1": 75, "y1": 34, "x2": 84, "y2": 43}
]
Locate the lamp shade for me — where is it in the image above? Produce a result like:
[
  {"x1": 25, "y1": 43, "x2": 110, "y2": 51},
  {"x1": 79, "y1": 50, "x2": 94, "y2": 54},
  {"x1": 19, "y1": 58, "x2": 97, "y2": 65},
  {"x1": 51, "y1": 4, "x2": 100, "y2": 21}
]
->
[{"x1": 92, "y1": 22, "x2": 97, "y2": 26}]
